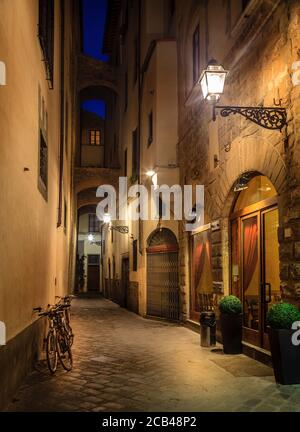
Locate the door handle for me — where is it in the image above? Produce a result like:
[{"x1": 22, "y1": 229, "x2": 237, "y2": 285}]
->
[{"x1": 265, "y1": 282, "x2": 272, "y2": 303}]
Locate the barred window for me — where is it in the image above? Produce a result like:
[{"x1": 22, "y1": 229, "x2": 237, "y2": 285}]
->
[
  {"x1": 38, "y1": 130, "x2": 48, "y2": 199},
  {"x1": 38, "y1": 0, "x2": 54, "y2": 89},
  {"x1": 89, "y1": 214, "x2": 100, "y2": 232}
]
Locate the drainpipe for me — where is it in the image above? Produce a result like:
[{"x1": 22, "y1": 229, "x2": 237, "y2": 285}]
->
[
  {"x1": 57, "y1": 0, "x2": 65, "y2": 227},
  {"x1": 137, "y1": 0, "x2": 142, "y2": 254}
]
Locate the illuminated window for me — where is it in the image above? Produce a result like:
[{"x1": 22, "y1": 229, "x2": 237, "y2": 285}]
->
[{"x1": 89, "y1": 130, "x2": 101, "y2": 146}]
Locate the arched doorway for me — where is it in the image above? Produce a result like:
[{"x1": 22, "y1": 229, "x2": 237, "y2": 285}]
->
[
  {"x1": 146, "y1": 228, "x2": 179, "y2": 320},
  {"x1": 230, "y1": 174, "x2": 281, "y2": 350}
]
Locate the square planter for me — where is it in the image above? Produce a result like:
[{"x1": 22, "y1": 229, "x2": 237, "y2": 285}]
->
[
  {"x1": 220, "y1": 313, "x2": 242, "y2": 354},
  {"x1": 268, "y1": 327, "x2": 300, "y2": 385}
]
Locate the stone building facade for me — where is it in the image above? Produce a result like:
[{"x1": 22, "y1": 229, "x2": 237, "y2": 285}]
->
[
  {"x1": 176, "y1": 0, "x2": 300, "y2": 356},
  {"x1": 0, "y1": 0, "x2": 79, "y2": 408},
  {"x1": 103, "y1": 0, "x2": 300, "y2": 361},
  {"x1": 102, "y1": 0, "x2": 180, "y2": 317}
]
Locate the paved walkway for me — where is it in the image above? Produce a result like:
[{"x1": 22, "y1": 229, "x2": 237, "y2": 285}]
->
[{"x1": 6, "y1": 298, "x2": 300, "y2": 412}]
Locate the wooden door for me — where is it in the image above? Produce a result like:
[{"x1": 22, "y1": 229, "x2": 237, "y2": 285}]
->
[{"x1": 87, "y1": 254, "x2": 100, "y2": 291}]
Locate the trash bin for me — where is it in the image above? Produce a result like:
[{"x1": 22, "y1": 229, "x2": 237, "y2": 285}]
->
[{"x1": 199, "y1": 311, "x2": 216, "y2": 347}]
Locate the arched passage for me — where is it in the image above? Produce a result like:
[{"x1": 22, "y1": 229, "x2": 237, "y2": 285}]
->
[
  {"x1": 77, "y1": 85, "x2": 119, "y2": 169},
  {"x1": 146, "y1": 228, "x2": 179, "y2": 320},
  {"x1": 75, "y1": 204, "x2": 102, "y2": 294}
]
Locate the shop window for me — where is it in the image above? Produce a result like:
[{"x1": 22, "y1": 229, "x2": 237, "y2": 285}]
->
[
  {"x1": 233, "y1": 176, "x2": 277, "y2": 212},
  {"x1": 38, "y1": 0, "x2": 54, "y2": 88},
  {"x1": 190, "y1": 229, "x2": 213, "y2": 321}
]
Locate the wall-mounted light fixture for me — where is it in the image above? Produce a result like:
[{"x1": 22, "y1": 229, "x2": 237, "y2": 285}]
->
[
  {"x1": 103, "y1": 213, "x2": 129, "y2": 234},
  {"x1": 87, "y1": 233, "x2": 102, "y2": 246},
  {"x1": 234, "y1": 173, "x2": 252, "y2": 192},
  {"x1": 199, "y1": 59, "x2": 287, "y2": 132},
  {"x1": 87, "y1": 233, "x2": 95, "y2": 242},
  {"x1": 146, "y1": 170, "x2": 155, "y2": 177},
  {"x1": 0, "y1": 61, "x2": 6, "y2": 85}
]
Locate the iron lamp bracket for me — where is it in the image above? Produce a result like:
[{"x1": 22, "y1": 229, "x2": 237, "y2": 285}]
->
[
  {"x1": 213, "y1": 105, "x2": 287, "y2": 131},
  {"x1": 110, "y1": 225, "x2": 129, "y2": 234}
]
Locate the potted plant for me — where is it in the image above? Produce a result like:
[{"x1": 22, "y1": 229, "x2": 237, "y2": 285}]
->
[
  {"x1": 219, "y1": 295, "x2": 242, "y2": 354},
  {"x1": 267, "y1": 302, "x2": 300, "y2": 385}
]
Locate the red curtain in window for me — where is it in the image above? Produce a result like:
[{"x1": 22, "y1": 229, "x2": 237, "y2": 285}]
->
[
  {"x1": 194, "y1": 241, "x2": 205, "y2": 291},
  {"x1": 193, "y1": 232, "x2": 212, "y2": 311},
  {"x1": 243, "y1": 218, "x2": 258, "y2": 291}
]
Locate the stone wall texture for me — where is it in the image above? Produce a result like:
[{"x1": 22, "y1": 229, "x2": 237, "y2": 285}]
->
[{"x1": 177, "y1": 0, "x2": 300, "y2": 313}]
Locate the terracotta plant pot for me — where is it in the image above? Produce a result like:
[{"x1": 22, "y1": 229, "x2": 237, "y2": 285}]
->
[
  {"x1": 268, "y1": 327, "x2": 300, "y2": 385},
  {"x1": 220, "y1": 313, "x2": 242, "y2": 354}
]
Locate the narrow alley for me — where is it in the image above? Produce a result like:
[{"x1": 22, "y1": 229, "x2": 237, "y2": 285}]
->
[
  {"x1": 2, "y1": 0, "x2": 300, "y2": 417},
  {"x1": 7, "y1": 298, "x2": 300, "y2": 412}
]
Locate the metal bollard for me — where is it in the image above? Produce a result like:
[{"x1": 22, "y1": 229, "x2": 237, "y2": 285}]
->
[{"x1": 199, "y1": 311, "x2": 216, "y2": 347}]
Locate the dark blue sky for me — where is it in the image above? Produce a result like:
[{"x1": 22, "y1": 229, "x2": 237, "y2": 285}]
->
[
  {"x1": 81, "y1": 100, "x2": 106, "y2": 119},
  {"x1": 82, "y1": 0, "x2": 108, "y2": 62},
  {"x1": 81, "y1": 0, "x2": 108, "y2": 118}
]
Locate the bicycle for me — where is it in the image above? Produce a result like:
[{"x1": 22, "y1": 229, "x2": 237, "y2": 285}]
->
[
  {"x1": 33, "y1": 303, "x2": 73, "y2": 374},
  {"x1": 55, "y1": 295, "x2": 74, "y2": 346}
]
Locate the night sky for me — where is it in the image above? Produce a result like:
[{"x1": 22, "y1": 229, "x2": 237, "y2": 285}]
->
[
  {"x1": 81, "y1": 0, "x2": 108, "y2": 118},
  {"x1": 81, "y1": 99, "x2": 106, "y2": 119},
  {"x1": 82, "y1": 0, "x2": 108, "y2": 62}
]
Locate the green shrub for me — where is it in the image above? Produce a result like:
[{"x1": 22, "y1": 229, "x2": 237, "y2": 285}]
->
[
  {"x1": 219, "y1": 295, "x2": 242, "y2": 315},
  {"x1": 267, "y1": 302, "x2": 300, "y2": 330}
]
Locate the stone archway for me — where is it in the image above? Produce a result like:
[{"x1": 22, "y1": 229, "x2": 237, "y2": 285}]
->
[
  {"x1": 206, "y1": 135, "x2": 288, "y2": 220},
  {"x1": 204, "y1": 135, "x2": 288, "y2": 297}
]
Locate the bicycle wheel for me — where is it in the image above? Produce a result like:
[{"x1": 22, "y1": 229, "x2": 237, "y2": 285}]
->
[
  {"x1": 46, "y1": 329, "x2": 58, "y2": 374},
  {"x1": 66, "y1": 323, "x2": 74, "y2": 346},
  {"x1": 57, "y1": 331, "x2": 73, "y2": 371}
]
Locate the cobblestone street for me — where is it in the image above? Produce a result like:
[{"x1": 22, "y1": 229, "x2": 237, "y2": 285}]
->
[{"x1": 6, "y1": 298, "x2": 300, "y2": 412}]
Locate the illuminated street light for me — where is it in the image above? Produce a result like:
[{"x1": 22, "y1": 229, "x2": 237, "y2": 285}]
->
[
  {"x1": 199, "y1": 59, "x2": 228, "y2": 103},
  {"x1": 146, "y1": 170, "x2": 155, "y2": 177},
  {"x1": 87, "y1": 233, "x2": 94, "y2": 242},
  {"x1": 200, "y1": 59, "x2": 287, "y2": 134},
  {"x1": 103, "y1": 213, "x2": 111, "y2": 224},
  {"x1": 103, "y1": 213, "x2": 129, "y2": 234}
]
